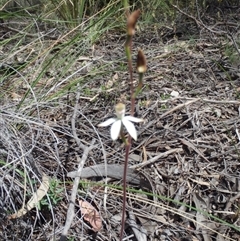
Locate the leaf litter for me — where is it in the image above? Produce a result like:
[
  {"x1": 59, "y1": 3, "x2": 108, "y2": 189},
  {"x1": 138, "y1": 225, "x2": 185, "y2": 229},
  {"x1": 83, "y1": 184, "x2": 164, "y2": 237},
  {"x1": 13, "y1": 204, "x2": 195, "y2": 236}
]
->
[{"x1": 0, "y1": 4, "x2": 240, "y2": 241}]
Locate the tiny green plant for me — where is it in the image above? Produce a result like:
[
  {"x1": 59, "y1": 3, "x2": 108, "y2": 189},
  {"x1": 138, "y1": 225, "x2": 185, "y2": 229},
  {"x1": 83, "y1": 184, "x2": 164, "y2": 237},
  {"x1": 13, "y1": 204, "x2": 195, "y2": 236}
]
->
[
  {"x1": 160, "y1": 93, "x2": 171, "y2": 100},
  {"x1": 39, "y1": 178, "x2": 64, "y2": 210}
]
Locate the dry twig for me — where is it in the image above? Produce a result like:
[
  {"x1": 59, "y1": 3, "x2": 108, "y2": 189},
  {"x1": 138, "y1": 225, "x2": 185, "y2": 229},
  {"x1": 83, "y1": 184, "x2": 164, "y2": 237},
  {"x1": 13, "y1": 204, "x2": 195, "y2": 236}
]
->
[{"x1": 60, "y1": 87, "x2": 96, "y2": 241}]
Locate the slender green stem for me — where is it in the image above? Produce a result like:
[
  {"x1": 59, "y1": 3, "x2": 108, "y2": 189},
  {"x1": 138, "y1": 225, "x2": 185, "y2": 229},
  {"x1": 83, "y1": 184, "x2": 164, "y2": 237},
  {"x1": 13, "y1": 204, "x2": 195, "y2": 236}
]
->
[
  {"x1": 125, "y1": 38, "x2": 135, "y2": 115},
  {"x1": 122, "y1": 0, "x2": 130, "y2": 17}
]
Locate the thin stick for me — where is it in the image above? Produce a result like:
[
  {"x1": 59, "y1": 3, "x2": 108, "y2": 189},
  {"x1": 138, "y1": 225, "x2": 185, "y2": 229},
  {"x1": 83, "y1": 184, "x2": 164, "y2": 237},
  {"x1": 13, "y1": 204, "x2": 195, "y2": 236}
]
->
[
  {"x1": 131, "y1": 148, "x2": 183, "y2": 169},
  {"x1": 59, "y1": 86, "x2": 95, "y2": 241}
]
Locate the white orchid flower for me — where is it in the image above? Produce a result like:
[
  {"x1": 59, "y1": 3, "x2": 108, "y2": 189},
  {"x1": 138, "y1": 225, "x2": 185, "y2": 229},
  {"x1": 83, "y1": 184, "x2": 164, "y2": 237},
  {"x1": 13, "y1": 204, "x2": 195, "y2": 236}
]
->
[{"x1": 98, "y1": 103, "x2": 143, "y2": 141}]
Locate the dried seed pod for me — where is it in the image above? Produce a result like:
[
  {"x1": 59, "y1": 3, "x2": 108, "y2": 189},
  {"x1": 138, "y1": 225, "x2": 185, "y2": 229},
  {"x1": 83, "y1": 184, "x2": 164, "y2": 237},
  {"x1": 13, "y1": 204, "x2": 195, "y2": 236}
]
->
[
  {"x1": 137, "y1": 49, "x2": 147, "y2": 73},
  {"x1": 127, "y1": 9, "x2": 141, "y2": 36}
]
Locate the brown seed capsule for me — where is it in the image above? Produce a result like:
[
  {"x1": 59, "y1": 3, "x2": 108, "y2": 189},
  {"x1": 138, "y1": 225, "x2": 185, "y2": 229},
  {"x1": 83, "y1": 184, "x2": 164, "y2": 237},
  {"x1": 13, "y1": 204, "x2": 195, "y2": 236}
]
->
[
  {"x1": 137, "y1": 49, "x2": 147, "y2": 73},
  {"x1": 127, "y1": 9, "x2": 141, "y2": 36}
]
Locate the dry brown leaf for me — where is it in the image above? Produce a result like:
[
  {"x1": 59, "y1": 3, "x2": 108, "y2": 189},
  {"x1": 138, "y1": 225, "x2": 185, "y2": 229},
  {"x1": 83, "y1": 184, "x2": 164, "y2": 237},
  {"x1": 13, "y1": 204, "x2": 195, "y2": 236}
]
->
[{"x1": 79, "y1": 200, "x2": 102, "y2": 232}]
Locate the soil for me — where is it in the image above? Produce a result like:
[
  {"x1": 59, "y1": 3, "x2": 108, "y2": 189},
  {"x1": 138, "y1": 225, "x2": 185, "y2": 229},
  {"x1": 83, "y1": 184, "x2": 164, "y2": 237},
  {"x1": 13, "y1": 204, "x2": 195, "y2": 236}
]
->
[{"x1": 0, "y1": 4, "x2": 240, "y2": 241}]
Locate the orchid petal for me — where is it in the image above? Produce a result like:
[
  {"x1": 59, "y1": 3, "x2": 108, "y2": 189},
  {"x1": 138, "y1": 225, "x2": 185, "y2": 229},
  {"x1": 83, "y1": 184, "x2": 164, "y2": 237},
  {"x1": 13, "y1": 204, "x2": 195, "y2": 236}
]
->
[
  {"x1": 122, "y1": 118, "x2": 137, "y2": 141},
  {"x1": 124, "y1": 116, "x2": 144, "y2": 123},
  {"x1": 98, "y1": 118, "x2": 116, "y2": 127},
  {"x1": 110, "y1": 119, "x2": 121, "y2": 140}
]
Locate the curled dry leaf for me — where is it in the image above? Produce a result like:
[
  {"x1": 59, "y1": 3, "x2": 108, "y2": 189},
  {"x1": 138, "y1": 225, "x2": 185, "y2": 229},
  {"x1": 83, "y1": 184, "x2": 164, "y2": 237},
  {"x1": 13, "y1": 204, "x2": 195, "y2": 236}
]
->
[{"x1": 79, "y1": 199, "x2": 102, "y2": 232}]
